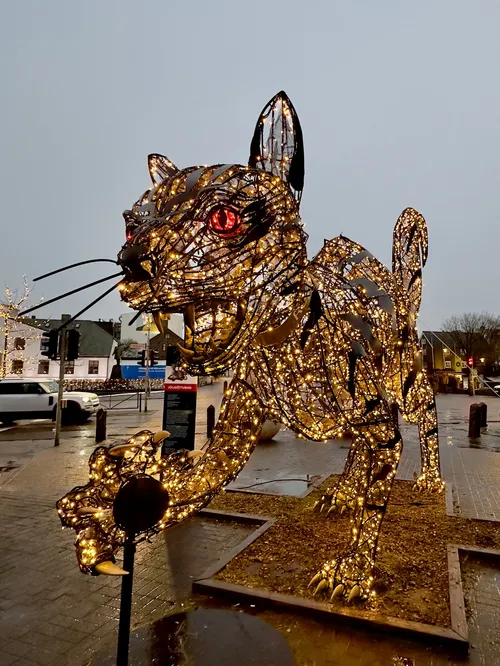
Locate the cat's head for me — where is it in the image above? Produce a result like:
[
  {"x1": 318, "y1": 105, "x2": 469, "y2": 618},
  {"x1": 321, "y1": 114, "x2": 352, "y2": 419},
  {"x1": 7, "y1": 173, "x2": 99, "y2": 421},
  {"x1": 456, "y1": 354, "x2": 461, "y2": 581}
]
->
[{"x1": 118, "y1": 92, "x2": 308, "y2": 375}]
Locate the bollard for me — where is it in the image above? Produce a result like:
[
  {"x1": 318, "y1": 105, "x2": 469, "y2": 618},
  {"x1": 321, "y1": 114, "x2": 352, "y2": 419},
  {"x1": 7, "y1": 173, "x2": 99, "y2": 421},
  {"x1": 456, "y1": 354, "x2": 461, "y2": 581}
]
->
[
  {"x1": 96, "y1": 408, "x2": 107, "y2": 443},
  {"x1": 468, "y1": 403, "x2": 481, "y2": 439},
  {"x1": 478, "y1": 402, "x2": 487, "y2": 428},
  {"x1": 223, "y1": 380, "x2": 228, "y2": 394},
  {"x1": 207, "y1": 404, "x2": 215, "y2": 438}
]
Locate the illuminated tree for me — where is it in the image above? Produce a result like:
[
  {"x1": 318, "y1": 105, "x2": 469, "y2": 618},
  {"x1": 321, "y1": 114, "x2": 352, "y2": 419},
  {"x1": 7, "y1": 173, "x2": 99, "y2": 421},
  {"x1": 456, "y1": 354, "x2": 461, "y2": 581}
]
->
[
  {"x1": 0, "y1": 278, "x2": 43, "y2": 377},
  {"x1": 442, "y1": 312, "x2": 500, "y2": 369}
]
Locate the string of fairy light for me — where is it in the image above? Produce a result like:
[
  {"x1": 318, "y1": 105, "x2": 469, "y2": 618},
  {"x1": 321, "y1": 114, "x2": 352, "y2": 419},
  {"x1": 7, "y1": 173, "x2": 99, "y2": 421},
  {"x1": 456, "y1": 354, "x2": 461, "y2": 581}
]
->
[
  {"x1": 58, "y1": 91, "x2": 443, "y2": 603},
  {"x1": 0, "y1": 278, "x2": 46, "y2": 377}
]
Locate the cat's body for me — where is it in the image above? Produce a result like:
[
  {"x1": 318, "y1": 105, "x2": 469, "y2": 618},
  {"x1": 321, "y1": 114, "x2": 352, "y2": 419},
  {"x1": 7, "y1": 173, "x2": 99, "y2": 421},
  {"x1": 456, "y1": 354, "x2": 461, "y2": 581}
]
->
[{"x1": 59, "y1": 92, "x2": 443, "y2": 600}]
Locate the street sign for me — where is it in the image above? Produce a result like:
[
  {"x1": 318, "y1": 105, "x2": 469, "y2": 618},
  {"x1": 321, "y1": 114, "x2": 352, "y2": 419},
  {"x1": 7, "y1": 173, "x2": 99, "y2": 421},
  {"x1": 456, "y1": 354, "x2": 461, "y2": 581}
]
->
[
  {"x1": 121, "y1": 364, "x2": 165, "y2": 379},
  {"x1": 162, "y1": 365, "x2": 198, "y2": 455}
]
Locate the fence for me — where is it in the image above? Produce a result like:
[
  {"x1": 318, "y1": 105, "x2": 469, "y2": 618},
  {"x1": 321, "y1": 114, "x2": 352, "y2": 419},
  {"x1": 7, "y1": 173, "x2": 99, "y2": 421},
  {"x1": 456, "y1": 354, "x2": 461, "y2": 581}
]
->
[
  {"x1": 98, "y1": 390, "x2": 166, "y2": 412},
  {"x1": 98, "y1": 392, "x2": 142, "y2": 411}
]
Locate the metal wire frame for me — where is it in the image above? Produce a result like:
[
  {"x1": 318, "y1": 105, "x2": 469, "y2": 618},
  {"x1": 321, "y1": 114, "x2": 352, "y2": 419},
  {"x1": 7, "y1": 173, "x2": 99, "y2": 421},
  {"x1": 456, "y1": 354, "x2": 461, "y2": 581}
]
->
[{"x1": 58, "y1": 91, "x2": 443, "y2": 603}]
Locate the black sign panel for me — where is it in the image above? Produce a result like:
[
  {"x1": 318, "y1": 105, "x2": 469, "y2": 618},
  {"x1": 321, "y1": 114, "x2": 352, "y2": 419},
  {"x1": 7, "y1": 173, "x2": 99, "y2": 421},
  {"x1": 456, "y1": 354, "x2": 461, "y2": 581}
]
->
[{"x1": 162, "y1": 366, "x2": 198, "y2": 455}]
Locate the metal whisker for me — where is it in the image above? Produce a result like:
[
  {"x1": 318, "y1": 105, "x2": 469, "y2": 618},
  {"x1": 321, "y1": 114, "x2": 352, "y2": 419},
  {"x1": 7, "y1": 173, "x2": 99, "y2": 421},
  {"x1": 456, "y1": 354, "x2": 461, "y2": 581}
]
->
[
  {"x1": 20, "y1": 272, "x2": 123, "y2": 316},
  {"x1": 57, "y1": 282, "x2": 122, "y2": 331},
  {"x1": 34, "y1": 258, "x2": 119, "y2": 282},
  {"x1": 128, "y1": 307, "x2": 147, "y2": 327}
]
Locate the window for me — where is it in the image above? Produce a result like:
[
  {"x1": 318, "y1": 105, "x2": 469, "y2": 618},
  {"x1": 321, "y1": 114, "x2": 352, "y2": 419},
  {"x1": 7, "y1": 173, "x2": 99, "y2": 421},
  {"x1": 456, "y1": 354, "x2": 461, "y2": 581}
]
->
[
  {"x1": 64, "y1": 361, "x2": 75, "y2": 375},
  {"x1": 444, "y1": 360, "x2": 451, "y2": 369},
  {"x1": 22, "y1": 382, "x2": 43, "y2": 394},
  {"x1": 39, "y1": 381, "x2": 59, "y2": 393},
  {"x1": 14, "y1": 337, "x2": 25, "y2": 350},
  {"x1": 38, "y1": 360, "x2": 49, "y2": 375},
  {"x1": 88, "y1": 360, "x2": 99, "y2": 375},
  {"x1": 11, "y1": 360, "x2": 23, "y2": 374},
  {"x1": 0, "y1": 382, "x2": 23, "y2": 394}
]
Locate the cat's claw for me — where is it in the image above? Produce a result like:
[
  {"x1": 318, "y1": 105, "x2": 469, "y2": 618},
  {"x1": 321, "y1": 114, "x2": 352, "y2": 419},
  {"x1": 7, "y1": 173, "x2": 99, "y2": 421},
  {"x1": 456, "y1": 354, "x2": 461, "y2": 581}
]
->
[{"x1": 310, "y1": 553, "x2": 373, "y2": 603}]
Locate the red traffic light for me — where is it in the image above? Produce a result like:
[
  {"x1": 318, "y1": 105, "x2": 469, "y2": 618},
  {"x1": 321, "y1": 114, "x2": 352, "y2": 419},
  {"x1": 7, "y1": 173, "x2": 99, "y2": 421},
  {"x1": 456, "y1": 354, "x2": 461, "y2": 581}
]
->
[{"x1": 468, "y1": 358, "x2": 474, "y2": 367}]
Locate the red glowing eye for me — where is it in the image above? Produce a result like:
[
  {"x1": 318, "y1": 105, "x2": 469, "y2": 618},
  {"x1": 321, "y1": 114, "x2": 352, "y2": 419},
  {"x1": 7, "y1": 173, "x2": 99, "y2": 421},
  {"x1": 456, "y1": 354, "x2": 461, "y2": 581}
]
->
[{"x1": 208, "y1": 208, "x2": 243, "y2": 237}]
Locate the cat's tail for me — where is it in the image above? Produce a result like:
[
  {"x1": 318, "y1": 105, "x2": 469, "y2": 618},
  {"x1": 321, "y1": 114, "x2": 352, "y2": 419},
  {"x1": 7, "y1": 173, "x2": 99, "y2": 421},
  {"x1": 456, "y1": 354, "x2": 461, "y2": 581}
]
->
[{"x1": 392, "y1": 207, "x2": 428, "y2": 318}]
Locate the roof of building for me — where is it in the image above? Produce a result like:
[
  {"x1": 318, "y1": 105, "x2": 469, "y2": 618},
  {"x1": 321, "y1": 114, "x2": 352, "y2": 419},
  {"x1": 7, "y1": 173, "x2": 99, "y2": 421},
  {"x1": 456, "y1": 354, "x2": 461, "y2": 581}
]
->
[
  {"x1": 20, "y1": 316, "x2": 115, "y2": 358},
  {"x1": 421, "y1": 331, "x2": 457, "y2": 348}
]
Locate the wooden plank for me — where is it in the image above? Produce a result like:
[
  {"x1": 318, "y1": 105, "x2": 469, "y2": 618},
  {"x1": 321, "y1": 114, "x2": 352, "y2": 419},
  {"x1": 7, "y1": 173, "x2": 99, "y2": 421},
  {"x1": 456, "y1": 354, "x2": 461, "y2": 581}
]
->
[{"x1": 193, "y1": 578, "x2": 468, "y2": 648}]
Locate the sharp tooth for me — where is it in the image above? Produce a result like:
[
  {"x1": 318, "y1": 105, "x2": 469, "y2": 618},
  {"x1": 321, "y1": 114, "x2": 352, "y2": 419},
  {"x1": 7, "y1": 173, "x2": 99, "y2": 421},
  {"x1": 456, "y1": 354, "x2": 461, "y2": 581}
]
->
[
  {"x1": 177, "y1": 344, "x2": 196, "y2": 359},
  {"x1": 236, "y1": 299, "x2": 246, "y2": 323},
  {"x1": 184, "y1": 304, "x2": 196, "y2": 331},
  {"x1": 153, "y1": 311, "x2": 165, "y2": 335},
  {"x1": 185, "y1": 325, "x2": 194, "y2": 349}
]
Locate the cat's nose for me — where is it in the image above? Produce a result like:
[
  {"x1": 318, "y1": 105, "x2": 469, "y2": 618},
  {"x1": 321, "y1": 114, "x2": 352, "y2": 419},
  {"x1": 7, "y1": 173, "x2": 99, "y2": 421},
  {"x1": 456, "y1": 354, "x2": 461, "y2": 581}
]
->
[{"x1": 119, "y1": 244, "x2": 152, "y2": 280}]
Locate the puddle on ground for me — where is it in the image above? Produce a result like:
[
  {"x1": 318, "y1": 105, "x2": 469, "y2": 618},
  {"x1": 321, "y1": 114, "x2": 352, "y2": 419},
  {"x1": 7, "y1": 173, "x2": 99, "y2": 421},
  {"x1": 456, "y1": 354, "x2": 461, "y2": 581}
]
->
[{"x1": 92, "y1": 609, "x2": 294, "y2": 666}]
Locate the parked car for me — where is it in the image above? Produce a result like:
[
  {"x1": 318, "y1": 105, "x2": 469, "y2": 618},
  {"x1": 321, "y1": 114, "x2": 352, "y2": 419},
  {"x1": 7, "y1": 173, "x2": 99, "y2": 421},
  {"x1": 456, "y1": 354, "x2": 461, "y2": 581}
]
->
[{"x1": 0, "y1": 379, "x2": 100, "y2": 425}]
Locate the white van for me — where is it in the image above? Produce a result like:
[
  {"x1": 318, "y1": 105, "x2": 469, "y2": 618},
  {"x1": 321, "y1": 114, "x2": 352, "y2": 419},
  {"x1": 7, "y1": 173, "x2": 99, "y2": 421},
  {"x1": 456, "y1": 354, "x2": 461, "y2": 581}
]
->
[{"x1": 0, "y1": 379, "x2": 100, "y2": 425}]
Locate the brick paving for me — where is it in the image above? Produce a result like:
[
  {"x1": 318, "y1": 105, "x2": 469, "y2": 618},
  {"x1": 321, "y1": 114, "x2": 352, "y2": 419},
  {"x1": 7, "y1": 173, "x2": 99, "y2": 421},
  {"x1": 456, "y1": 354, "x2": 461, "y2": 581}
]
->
[
  {"x1": 461, "y1": 554, "x2": 500, "y2": 666},
  {"x1": 1, "y1": 387, "x2": 500, "y2": 664},
  {"x1": 0, "y1": 491, "x2": 253, "y2": 666}
]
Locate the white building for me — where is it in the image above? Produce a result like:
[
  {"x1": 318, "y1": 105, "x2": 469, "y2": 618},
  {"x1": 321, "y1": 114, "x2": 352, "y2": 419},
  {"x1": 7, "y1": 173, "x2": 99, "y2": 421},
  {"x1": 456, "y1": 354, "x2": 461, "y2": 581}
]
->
[
  {"x1": 0, "y1": 315, "x2": 116, "y2": 380},
  {"x1": 119, "y1": 311, "x2": 184, "y2": 343}
]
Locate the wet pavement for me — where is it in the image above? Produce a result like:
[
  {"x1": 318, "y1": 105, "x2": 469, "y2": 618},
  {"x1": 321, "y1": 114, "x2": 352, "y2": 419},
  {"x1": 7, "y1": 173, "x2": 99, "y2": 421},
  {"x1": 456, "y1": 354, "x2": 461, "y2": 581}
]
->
[
  {"x1": 92, "y1": 608, "x2": 295, "y2": 665},
  {"x1": 461, "y1": 553, "x2": 500, "y2": 665},
  {"x1": 1, "y1": 387, "x2": 500, "y2": 665}
]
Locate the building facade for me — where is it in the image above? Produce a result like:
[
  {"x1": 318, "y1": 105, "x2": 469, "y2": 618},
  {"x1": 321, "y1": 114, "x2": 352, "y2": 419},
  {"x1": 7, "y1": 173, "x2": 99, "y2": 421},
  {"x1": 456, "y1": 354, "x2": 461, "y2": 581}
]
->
[
  {"x1": 0, "y1": 315, "x2": 116, "y2": 380},
  {"x1": 420, "y1": 331, "x2": 467, "y2": 391}
]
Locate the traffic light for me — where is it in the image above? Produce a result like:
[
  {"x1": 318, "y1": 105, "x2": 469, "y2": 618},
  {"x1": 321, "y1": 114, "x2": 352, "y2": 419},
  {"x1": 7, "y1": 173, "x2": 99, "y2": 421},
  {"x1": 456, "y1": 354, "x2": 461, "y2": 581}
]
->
[
  {"x1": 41, "y1": 330, "x2": 59, "y2": 360},
  {"x1": 150, "y1": 350, "x2": 158, "y2": 366},
  {"x1": 139, "y1": 349, "x2": 146, "y2": 367},
  {"x1": 468, "y1": 357, "x2": 474, "y2": 368},
  {"x1": 66, "y1": 330, "x2": 80, "y2": 361}
]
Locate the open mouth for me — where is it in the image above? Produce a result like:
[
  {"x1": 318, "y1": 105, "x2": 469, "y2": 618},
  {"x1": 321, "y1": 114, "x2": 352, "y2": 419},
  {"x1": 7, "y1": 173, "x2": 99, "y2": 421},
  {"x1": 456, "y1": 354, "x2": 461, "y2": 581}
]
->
[{"x1": 175, "y1": 299, "x2": 247, "y2": 363}]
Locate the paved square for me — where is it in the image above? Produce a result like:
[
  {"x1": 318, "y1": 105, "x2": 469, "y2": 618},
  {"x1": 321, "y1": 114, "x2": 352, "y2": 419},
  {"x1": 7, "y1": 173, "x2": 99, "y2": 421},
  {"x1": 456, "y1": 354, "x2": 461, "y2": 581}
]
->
[{"x1": 1, "y1": 387, "x2": 500, "y2": 664}]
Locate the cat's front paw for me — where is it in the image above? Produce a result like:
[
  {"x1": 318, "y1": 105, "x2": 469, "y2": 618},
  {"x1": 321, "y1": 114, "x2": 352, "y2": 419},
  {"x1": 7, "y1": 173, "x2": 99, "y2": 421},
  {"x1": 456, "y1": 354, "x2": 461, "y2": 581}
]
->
[
  {"x1": 314, "y1": 483, "x2": 357, "y2": 516},
  {"x1": 413, "y1": 471, "x2": 445, "y2": 494}
]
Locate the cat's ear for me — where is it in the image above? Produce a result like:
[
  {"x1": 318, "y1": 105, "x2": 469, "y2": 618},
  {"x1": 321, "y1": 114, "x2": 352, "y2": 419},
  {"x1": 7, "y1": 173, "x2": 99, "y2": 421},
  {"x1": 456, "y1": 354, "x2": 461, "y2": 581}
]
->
[
  {"x1": 148, "y1": 154, "x2": 179, "y2": 185},
  {"x1": 248, "y1": 91, "x2": 305, "y2": 203}
]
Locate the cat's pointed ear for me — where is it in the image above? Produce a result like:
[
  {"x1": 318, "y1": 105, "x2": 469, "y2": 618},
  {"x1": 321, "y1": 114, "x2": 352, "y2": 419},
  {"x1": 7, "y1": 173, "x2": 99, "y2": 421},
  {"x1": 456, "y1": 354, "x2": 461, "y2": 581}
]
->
[
  {"x1": 248, "y1": 91, "x2": 305, "y2": 203},
  {"x1": 148, "y1": 154, "x2": 179, "y2": 185}
]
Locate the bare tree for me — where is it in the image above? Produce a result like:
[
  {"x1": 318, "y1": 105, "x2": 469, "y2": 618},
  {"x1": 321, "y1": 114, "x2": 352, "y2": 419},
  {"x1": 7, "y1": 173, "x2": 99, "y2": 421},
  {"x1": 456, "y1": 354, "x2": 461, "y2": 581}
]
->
[
  {"x1": 0, "y1": 278, "x2": 44, "y2": 377},
  {"x1": 442, "y1": 312, "x2": 500, "y2": 366}
]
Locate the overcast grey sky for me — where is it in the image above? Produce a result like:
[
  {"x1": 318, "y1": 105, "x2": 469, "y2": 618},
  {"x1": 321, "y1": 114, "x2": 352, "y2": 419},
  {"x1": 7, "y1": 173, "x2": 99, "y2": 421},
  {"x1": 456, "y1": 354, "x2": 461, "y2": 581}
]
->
[{"x1": 1, "y1": 1, "x2": 499, "y2": 329}]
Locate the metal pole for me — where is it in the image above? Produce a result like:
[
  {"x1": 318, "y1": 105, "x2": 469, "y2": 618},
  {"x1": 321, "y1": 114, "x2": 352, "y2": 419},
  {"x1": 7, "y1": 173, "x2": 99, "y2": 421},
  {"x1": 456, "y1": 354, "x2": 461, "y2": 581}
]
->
[
  {"x1": 144, "y1": 328, "x2": 150, "y2": 413},
  {"x1": 116, "y1": 535, "x2": 136, "y2": 666},
  {"x1": 54, "y1": 330, "x2": 67, "y2": 447},
  {"x1": 1, "y1": 320, "x2": 8, "y2": 378}
]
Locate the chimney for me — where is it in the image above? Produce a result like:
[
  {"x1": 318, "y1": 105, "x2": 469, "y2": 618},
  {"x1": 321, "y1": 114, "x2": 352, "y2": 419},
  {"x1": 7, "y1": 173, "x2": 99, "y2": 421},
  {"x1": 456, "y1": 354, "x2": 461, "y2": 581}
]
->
[{"x1": 61, "y1": 314, "x2": 71, "y2": 322}]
